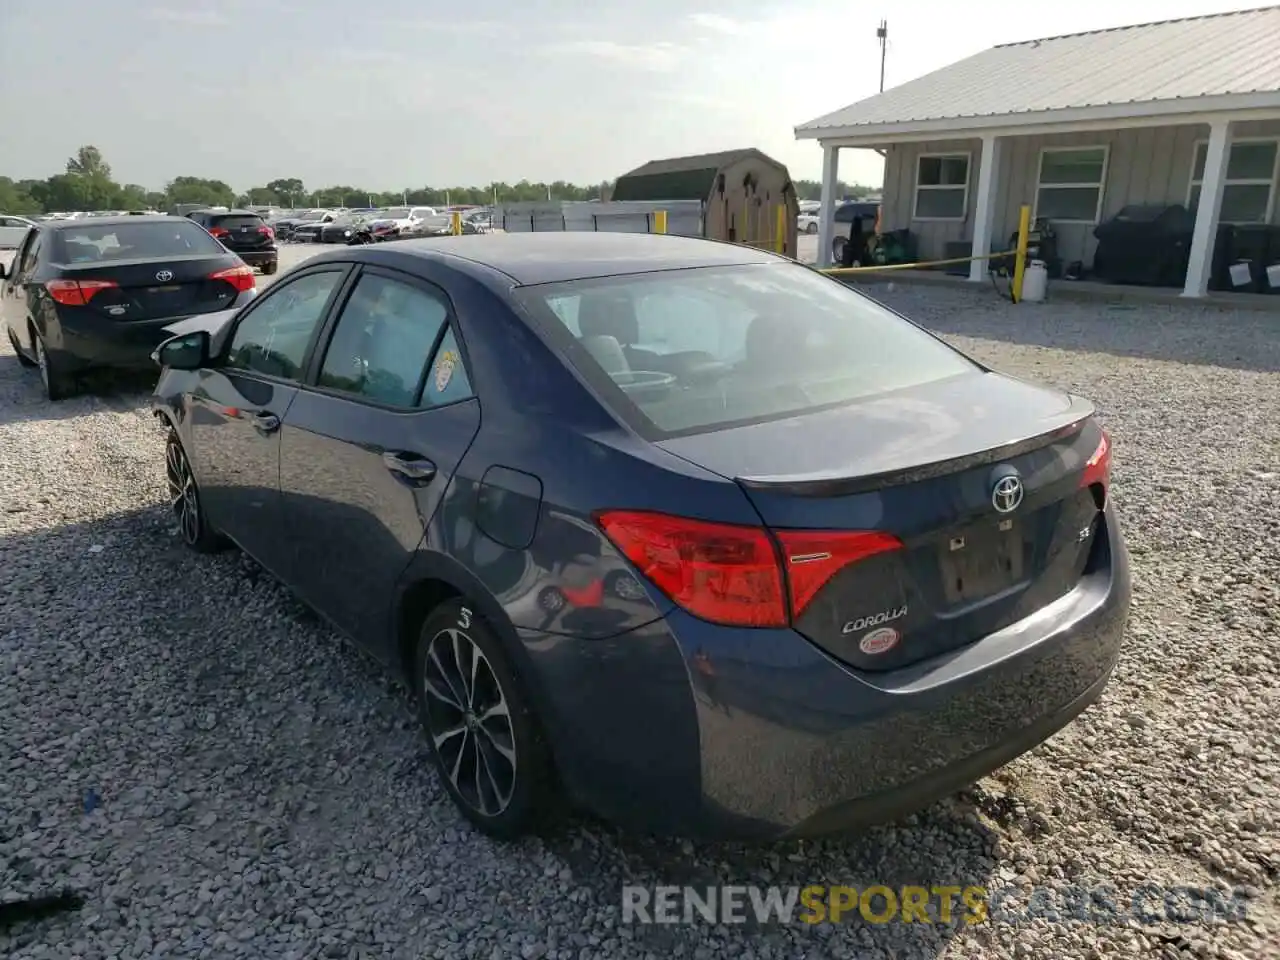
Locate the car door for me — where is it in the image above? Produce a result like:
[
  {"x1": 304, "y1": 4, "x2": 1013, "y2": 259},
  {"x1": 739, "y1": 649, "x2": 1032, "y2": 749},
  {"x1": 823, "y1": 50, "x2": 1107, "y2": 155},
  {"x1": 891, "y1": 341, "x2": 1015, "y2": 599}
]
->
[
  {"x1": 185, "y1": 265, "x2": 350, "y2": 575},
  {"x1": 277, "y1": 266, "x2": 482, "y2": 649},
  {"x1": 1, "y1": 229, "x2": 42, "y2": 350}
]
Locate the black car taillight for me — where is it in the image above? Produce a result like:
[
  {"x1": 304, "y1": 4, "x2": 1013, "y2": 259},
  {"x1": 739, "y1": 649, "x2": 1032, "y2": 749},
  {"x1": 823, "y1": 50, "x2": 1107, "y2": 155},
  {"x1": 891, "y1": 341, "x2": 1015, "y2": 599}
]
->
[{"x1": 46, "y1": 279, "x2": 119, "y2": 306}]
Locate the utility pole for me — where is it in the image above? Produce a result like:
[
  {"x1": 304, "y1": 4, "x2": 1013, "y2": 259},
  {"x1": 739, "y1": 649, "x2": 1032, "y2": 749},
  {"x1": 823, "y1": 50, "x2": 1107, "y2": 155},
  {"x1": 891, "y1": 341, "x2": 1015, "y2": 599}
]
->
[{"x1": 877, "y1": 20, "x2": 888, "y2": 92}]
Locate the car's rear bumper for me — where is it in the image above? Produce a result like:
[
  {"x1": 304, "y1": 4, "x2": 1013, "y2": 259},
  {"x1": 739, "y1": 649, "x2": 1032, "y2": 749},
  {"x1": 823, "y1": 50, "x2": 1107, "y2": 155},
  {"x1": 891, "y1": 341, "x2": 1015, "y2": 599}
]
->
[
  {"x1": 522, "y1": 503, "x2": 1131, "y2": 840},
  {"x1": 227, "y1": 248, "x2": 277, "y2": 267},
  {"x1": 48, "y1": 293, "x2": 256, "y2": 372}
]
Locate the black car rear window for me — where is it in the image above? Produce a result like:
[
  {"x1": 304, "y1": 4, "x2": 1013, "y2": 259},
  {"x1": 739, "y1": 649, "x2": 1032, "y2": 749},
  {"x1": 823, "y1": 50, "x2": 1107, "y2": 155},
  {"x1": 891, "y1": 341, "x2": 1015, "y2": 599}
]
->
[
  {"x1": 53, "y1": 221, "x2": 225, "y2": 262},
  {"x1": 209, "y1": 214, "x2": 266, "y2": 230},
  {"x1": 513, "y1": 262, "x2": 976, "y2": 440}
]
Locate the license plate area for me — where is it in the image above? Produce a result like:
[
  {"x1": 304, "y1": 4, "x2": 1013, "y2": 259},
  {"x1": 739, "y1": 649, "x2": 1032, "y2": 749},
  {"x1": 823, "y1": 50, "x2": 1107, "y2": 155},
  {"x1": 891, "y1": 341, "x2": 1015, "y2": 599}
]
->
[{"x1": 939, "y1": 520, "x2": 1025, "y2": 605}]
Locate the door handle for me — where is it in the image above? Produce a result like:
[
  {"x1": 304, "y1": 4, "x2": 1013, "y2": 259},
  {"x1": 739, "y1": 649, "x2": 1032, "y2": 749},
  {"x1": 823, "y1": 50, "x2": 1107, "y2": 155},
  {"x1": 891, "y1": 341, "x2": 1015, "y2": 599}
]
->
[
  {"x1": 251, "y1": 412, "x2": 280, "y2": 434},
  {"x1": 382, "y1": 451, "x2": 437, "y2": 483}
]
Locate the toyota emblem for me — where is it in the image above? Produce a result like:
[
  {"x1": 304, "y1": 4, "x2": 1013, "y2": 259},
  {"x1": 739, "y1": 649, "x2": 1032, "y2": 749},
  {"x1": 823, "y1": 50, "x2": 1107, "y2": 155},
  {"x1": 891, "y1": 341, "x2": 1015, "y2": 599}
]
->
[
  {"x1": 155, "y1": 270, "x2": 174, "y2": 282},
  {"x1": 991, "y1": 475, "x2": 1024, "y2": 514}
]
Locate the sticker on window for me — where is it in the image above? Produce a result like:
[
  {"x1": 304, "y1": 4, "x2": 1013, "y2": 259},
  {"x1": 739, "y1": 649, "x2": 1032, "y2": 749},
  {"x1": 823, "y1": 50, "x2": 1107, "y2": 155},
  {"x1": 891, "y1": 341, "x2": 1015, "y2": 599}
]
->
[{"x1": 434, "y1": 350, "x2": 457, "y2": 393}]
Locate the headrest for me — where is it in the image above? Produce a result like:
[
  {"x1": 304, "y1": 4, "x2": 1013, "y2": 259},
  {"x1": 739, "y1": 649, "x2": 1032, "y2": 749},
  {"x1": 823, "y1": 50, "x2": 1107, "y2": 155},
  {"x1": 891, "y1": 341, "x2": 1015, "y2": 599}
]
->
[{"x1": 577, "y1": 293, "x2": 638, "y2": 346}]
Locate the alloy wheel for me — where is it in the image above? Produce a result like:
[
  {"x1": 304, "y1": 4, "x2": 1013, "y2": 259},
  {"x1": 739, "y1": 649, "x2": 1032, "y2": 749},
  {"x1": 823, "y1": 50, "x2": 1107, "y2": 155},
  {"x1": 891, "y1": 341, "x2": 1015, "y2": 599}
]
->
[
  {"x1": 421, "y1": 628, "x2": 517, "y2": 817},
  {"x1": 165, "y1": 437, "x2": 201, "y2": 545}
]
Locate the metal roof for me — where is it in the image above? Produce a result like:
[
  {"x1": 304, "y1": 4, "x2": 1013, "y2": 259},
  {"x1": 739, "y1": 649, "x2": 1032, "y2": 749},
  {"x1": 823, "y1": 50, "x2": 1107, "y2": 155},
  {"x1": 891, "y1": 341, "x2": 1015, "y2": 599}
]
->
[
  {"x1": 796, "y1": 6, "x2": 1280, "y2": 136},
  {"x1": 613, "y1": 149, "x2": 785, "y2": 202}
]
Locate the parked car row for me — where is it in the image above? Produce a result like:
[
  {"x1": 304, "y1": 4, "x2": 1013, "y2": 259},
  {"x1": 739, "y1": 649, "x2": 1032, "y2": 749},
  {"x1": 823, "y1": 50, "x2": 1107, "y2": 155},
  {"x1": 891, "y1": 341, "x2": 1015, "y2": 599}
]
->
[
  {"x1": 2, "y1": 223, "x2": 1130, "y2": 846},
  {"x1": 268, "y1": 206, "x2": 494, "y2": 243}
]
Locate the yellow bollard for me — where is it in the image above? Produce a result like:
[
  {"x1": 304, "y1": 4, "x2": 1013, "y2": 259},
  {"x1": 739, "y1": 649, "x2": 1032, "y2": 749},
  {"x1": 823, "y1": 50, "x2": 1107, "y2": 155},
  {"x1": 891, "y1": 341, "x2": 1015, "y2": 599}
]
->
[
  {"x1": 775, "y1": 205, "x2": 786, "y2": 255},
  {"x1": 1012, "y1": 204, "x2": 1031, "y2": 302},
  {"x1": 654, "y1": 210, "x2": 668, "y2": 234},
  {"x1": 450, "y1": 211, "x2": 462, "y2": 236}
]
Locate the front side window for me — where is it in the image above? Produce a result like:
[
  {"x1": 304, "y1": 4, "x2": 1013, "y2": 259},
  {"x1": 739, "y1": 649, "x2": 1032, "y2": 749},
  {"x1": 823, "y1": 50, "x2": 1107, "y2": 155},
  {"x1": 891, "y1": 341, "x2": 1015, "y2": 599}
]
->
[
  {"x1": 317, "y1": 273, "x2": 449, "y2": 407},
  {"x1": 515, "y1": 262, "x2": 976, "y2": 439},
  {"x1": 1189, "y1": 140, "x2": 1278, "y2": 224},
  {"x1": 1036, "y1": 147, "x2": 1108, "y2": 223},
  {"x1": 913, "y1": 154, "x2": 969, "y2": 220},
  {"x1": 225, "y1": 270, "x2": 344, "y2": 380}
]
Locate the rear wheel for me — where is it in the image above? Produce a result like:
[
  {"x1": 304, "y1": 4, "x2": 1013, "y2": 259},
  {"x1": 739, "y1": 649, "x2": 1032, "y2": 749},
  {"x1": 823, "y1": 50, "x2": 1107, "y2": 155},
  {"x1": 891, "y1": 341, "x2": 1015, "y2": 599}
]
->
[
  {"x1": 832, "y1": 237, "x2": 847, "y2": 264},
  {"x1": 806, "y1": 222, "x2": 819, "y2": 235},
  {"x1": 261, "y1": 260, "x2": 279, "y2": 276},
  {"x1": 414, "y1": 600, "x2": 554, "y2": 839},
  {"x1": 7, "y1": 328, "x2": 36, "y2": 367},
  {"x1": 35, "y1": 336, "x2": 73, "y2": 401},
  {"x1": 165, "y1": 432, "x2": 224, "y2": 553}
]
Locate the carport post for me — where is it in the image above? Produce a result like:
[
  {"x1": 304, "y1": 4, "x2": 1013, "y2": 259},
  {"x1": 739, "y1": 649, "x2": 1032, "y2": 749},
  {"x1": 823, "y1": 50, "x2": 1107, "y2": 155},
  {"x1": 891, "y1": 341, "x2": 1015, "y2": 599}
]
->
[
  {"x1": 817, "y1": 144, "x2": 840, "y2": 267},
  {"x1": 968, "y1": 135, "x2": 1002, "y2": 283},
  {"x1": 1182, "y1": 118, "x2": 1232, "y2": 299}
]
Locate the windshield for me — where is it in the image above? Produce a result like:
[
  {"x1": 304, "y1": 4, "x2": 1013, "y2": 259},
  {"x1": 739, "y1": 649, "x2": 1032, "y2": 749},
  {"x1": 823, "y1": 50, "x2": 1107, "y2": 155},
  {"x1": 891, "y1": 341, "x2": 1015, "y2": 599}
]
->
[
  {"x1": 514, "y1": 262, "x2": 977, "y2": 439},
  {"x1": 381, "y1": 208, "x2": 411, "y2": 219},
  {"x1": 300, "y1": 210, "x2": 328, "y2": 221},
  {"x1": 54, "y1": 221, "x2": 225, "y2": 262}
]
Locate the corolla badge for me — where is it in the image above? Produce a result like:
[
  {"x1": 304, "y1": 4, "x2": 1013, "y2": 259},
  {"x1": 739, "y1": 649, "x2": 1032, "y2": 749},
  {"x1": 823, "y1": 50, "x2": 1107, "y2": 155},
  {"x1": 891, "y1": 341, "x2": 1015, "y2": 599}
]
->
[{"x1": 841, "y1": 606, "x2": 907, "y2": 635}]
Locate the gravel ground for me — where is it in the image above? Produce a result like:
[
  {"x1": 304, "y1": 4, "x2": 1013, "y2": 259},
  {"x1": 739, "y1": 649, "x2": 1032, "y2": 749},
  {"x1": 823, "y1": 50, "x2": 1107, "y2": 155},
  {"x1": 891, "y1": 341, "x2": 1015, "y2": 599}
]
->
[{"x1": 2, "y1": 274, "x2": 1278, "y2": 959}]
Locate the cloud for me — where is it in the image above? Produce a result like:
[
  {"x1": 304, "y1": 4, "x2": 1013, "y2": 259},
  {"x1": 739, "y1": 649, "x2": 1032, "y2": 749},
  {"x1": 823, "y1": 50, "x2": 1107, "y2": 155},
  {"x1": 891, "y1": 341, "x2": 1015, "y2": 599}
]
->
[
  {"x1": 686, "y1": 13, "x2": 750, "y2": 35},
  {"x1": 547, "y1": 40, "x2": 686, "y2": 72},
  {"x1": 145, "y1": 7, "x2": 230, "y2": 27}
]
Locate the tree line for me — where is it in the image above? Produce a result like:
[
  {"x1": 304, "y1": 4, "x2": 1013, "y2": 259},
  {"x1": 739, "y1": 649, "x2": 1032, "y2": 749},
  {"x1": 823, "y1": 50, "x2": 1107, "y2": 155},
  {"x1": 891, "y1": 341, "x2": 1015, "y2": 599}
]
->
[{"x1": 1, "y1": 145, "x2": 875, "y2": 216}]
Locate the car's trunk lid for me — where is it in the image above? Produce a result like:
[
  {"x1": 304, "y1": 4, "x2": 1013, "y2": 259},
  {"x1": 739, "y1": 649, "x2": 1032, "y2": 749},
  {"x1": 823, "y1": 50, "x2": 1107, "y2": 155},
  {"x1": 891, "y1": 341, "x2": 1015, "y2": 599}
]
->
[
  {"x1": 55, "y1": 256, "x2": 242, "y2": 322},
  {"x1": 656, "y1": 371, "x2": 1107, "y2": 671}
]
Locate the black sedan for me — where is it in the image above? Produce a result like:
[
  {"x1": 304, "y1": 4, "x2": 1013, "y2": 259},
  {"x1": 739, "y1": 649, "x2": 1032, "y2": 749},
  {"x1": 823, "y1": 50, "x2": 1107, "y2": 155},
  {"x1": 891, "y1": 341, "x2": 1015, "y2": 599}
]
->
[
  {"x1": 149, "y1": 233, "x2": 1130, "y2": 840},
  {"x1": 2, "y1": 216, "x2": 257, "y2": 400}
]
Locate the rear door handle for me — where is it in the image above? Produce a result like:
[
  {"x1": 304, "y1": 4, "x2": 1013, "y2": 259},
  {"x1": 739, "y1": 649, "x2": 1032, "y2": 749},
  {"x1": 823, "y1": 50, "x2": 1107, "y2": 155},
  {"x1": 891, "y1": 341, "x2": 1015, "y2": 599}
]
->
[
  {"x1": 382, "y1": 451, "x2": 437, "y2": 484},
  {"x1": 251, "y1": 412, "x2": 280, "y2": 435}
]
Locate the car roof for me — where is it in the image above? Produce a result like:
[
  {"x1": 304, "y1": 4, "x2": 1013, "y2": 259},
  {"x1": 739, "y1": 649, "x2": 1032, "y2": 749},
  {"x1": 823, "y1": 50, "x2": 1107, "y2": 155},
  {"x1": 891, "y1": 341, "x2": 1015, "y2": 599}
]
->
[
  {"x1": 204, "y1": 209, "x2": 262, "y2": 217},
  {"x1": 44, "y1": 215, "x2": 191, "y2": 229},
  {"x1": 337, "y1": 232, "x2": 784, "y2": 285}
]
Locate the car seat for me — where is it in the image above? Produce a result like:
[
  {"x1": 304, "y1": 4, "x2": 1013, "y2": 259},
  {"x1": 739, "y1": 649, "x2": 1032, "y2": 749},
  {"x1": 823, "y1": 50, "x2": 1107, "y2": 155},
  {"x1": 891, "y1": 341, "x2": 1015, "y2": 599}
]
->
[{"x1": 576, "y1": 293, "x2": 663, "y2": 371}]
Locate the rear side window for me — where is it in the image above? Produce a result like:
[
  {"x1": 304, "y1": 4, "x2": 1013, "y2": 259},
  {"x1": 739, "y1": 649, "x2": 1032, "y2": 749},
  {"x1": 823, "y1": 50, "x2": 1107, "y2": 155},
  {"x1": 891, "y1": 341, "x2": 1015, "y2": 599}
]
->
[
  {"x1": 53, "y1": 221, "x2": 224, "y2": 262},
  {"x1": 514, "y1": 262, "x2": 976, "y2": 438}
]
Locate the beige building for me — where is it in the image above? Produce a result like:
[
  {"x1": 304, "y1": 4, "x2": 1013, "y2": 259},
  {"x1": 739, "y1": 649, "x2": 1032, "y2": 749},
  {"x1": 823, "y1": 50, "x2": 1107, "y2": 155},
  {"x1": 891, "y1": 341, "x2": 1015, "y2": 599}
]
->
[{"x1": 795, "y1": 7, "x2": 1280, "y2": 297}]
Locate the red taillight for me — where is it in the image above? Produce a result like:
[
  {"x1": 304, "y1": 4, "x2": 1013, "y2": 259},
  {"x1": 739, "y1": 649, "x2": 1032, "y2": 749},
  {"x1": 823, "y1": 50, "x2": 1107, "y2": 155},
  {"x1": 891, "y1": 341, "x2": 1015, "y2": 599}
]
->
[
  {"x1": 209, "y1": 227, "x2": 230, "y2": 238},
  {"x1": 258, "y1": 225, "x2": 274, "y2": 238},
  {"x1": 774, "y1": 529, "x2": 903, "y2": 616},
  {"x1": 45, "y1": 278, "x2": 119, "y2": 306},
  {"x1": 208, "y1": 264, "x2": 255, "y2": 294},
  {"x1": 1080, "y1": 429, "x2": 1112, "y2": 495},
  {"x1": 594, "y1": 510, "x2": 903, "y2": 628}
]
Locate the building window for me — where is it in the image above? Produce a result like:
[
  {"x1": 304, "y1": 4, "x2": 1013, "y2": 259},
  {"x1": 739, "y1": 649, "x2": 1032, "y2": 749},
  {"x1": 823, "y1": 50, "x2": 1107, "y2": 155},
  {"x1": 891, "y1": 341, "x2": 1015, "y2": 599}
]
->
[
  {"x1": 1187, "y1": 139, "x2": 1278, "y2": 224},
  {"x1": 913, "y1": 154, "x2": 969, "y2": 220},
  {"x1": 1035, "y1": 147, "x2": 1109, "y2": 223}
]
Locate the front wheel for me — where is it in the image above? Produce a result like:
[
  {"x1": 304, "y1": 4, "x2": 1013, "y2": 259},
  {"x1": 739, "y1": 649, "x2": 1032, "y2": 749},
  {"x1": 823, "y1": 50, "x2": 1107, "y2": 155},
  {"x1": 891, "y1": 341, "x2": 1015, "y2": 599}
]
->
[
  {"x1": 165, "y1": 432, "x2": 224, "y2": 553},
  {"x1": 414, "y1": 601, "x2": 554, "y2": 839}
]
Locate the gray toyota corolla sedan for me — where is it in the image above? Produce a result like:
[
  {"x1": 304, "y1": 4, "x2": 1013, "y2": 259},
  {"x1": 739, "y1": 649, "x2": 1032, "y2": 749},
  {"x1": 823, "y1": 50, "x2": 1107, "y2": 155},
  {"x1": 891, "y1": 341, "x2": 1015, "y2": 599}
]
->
[{"x1": 150, "y1": 233, "x2": 1131, "y2": 840}]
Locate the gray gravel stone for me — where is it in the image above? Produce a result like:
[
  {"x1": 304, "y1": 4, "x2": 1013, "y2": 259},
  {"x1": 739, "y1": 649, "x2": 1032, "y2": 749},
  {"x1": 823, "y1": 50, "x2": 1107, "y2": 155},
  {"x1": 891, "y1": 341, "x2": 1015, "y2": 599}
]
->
[{"x1": 1, "y1": 274, "x2": 1277, "y2": 959}]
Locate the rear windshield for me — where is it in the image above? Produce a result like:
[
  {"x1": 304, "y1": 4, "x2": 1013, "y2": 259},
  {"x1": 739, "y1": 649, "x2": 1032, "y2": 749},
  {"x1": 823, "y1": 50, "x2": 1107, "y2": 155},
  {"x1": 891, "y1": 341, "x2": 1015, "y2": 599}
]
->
[
  {"x1": 209, "y1": 214, "x2": 265, "y2": 230},
  {"x1": 54, "y1": 221, "x2": 225, "y2": 262},
  {"x1": 514, "y1": 263, "x2": 977, "y2": 439}
]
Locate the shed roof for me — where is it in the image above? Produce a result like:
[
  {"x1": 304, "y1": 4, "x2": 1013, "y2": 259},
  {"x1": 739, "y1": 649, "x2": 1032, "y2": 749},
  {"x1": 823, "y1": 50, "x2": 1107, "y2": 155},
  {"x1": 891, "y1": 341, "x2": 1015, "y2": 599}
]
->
[
  {"x1": 613, "y1": 149, "x2": 781, "y2": 201},
  {"x1": 796, "y1": 6, "x2": 1280, "y2": 138}
]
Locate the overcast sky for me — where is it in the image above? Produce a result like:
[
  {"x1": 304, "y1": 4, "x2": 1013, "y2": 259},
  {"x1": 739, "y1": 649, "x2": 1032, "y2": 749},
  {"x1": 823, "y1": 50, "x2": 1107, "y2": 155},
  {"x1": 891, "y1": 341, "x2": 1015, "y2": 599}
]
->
[{"x1": 0, "y1": 0, "x2": 1264, "y2": 192}]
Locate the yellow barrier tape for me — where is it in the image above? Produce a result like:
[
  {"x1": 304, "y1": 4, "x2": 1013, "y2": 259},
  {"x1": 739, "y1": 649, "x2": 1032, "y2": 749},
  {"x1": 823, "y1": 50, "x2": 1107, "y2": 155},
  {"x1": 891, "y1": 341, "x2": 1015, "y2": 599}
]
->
[{"x1": 821, "y1": 249, "x2": 1016, "y2": 276}]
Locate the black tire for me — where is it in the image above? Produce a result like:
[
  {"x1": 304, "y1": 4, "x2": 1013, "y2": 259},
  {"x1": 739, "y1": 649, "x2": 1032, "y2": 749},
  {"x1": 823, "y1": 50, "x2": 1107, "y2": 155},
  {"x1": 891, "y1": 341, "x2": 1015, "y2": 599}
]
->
[
  {"x1": 414, "y1": 600, "x2": 554, "y2": 839},
  {"x1": 165, "y1": 431, "x2": 224, "y2": 553},
  {"x1": 261, "y1": 260, "x2": 279, "y2": 276},
  {"x1": 7, "y1": 328, "x2": 36, "y2": 367},
  {"x1": 34, "y1": 336, "x2": 73, "y2": 401},
  {"x1": 805, "y1": 222, "x2": 819, "y2": 235},
  {"x1": 832, "y1": 237, "x2": 847, "y2": 263}
]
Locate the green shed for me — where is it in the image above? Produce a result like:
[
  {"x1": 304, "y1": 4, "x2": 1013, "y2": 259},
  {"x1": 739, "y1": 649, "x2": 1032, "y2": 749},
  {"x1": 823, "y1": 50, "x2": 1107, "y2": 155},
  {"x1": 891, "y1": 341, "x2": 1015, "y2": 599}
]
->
[{"x1": 612, "y1": 148, "x2": 800, "y2": 258}]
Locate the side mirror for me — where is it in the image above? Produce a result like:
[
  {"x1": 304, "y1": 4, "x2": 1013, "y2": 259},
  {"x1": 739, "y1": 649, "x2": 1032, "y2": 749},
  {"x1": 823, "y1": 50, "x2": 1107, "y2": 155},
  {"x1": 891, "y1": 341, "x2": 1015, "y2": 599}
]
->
[{"x1": 152, "y1": 330, "x2": 210, "y2": 370}]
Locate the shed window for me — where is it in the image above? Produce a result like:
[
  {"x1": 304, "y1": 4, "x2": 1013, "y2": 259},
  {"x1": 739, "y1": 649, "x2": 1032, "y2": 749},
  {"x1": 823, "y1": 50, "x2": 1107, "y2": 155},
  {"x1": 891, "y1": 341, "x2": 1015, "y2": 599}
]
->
[
  {"x1": 1035, "y1": 147, "x2": 1108, "y2": 223},
  {"x1": 913, "y1": 154, "x2": 969, "y2": 220},
  {"x1": 1188, "y1": 140, "x2": 1278, "y2": 224}
]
